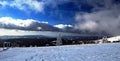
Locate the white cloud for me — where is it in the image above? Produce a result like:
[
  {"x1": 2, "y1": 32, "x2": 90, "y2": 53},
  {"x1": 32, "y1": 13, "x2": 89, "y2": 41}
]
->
[
  {"x1": 0, "y1": 1, "x2": 8, "y2": 7},
  {"x1": 0, "y1": 0, "x2": 44, "y2": 12},
  {"x1": 0, "y1": 17, "x2": 48, "y2": 27},
  {"x1": 40, "y1": 21, "x2": 48, "y2": 24},
  {"x1": 54, "y1": 24, "x2": 73, "y2": 29},
  {"x1": 75, "y1": 20, "x2": 98, "y2": 31},
  {"x1": 0, "y1": 17, "x2": 33, "y2": 27}
]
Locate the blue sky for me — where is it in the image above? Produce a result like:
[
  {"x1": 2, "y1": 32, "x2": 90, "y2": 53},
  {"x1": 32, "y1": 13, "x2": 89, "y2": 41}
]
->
[
  {"x1": 0, "y1": 0, "x2": 93, "y2": 25},
  {"x1": 0, "y1": 0, "x2": 120, "y2": 36}
]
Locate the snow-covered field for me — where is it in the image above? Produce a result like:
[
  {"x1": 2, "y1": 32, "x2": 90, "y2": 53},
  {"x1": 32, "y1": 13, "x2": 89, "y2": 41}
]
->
[
  {"x1": 0, "y1": 43, "x2": 120, "y2": 61},
  {"x1": 0, "y1": 48, "x2": 3, "y2": 51}
]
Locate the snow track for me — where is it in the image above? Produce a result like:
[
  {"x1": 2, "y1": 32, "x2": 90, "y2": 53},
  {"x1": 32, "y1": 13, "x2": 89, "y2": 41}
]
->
[{"x1": 0, "y1": 43, "x2": 120, "y2": 61}]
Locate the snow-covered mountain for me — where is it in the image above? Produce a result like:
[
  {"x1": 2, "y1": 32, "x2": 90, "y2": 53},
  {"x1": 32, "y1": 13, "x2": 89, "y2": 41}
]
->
[{"x1": 0, "y1": 20, "x2": 60, "y2": 31}]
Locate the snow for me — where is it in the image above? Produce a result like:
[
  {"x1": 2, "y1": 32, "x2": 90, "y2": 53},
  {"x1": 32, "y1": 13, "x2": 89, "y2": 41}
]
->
[
  {"x1": 0, "y1": 48, "x2": 3, "y2": 51},
  {"x1": 0, "y1": 43, "x2": 120, "y2": 61},
  {"x1": 107, "y1": 36, "x2": 120, "y2": 42}
]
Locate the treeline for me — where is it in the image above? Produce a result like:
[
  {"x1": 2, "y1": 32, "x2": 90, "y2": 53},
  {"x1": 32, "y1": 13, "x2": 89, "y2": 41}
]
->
[{"x1": 0, "y1": 36, "x2": 104, "y2": 47}]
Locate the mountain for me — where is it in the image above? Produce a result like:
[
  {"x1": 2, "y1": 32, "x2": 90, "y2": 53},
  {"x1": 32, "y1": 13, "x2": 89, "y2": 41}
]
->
[
  {"x1": 0, "y1": 18, "x2": 110, "y2": 36},
  {"x1": 26, "y1": 22, "x2": 60, "y2": 31},
  {"x1": 0, "y1": 21, "x2": 60, "y2": 31}
]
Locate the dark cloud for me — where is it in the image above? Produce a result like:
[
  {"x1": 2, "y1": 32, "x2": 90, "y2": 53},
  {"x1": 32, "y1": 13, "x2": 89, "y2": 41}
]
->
[{"x1": 75, "y1": 0, "x2": 120, "y2": 36}]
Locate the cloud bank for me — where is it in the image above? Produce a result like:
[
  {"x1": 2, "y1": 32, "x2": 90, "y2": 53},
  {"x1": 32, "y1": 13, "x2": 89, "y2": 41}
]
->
[{"x1": 75, "y1": 0, "x2": 120, "y2": 36}]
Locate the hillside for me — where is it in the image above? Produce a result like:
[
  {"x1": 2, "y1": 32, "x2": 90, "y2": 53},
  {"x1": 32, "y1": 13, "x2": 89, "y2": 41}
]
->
[{"x1": 0, "y1": 43, "x2": 120, "y2": 61}]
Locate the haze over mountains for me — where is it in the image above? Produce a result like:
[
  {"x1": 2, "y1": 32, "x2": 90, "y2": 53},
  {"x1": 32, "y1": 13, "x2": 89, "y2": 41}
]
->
[{"x1": 0, "y1": 17, "x2": 110, "y2": 36}]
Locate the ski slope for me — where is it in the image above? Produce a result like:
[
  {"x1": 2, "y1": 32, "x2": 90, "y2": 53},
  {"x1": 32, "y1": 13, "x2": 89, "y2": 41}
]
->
[{"x1": 0, "y1": 43, "x2": 120, "y2": 61}]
